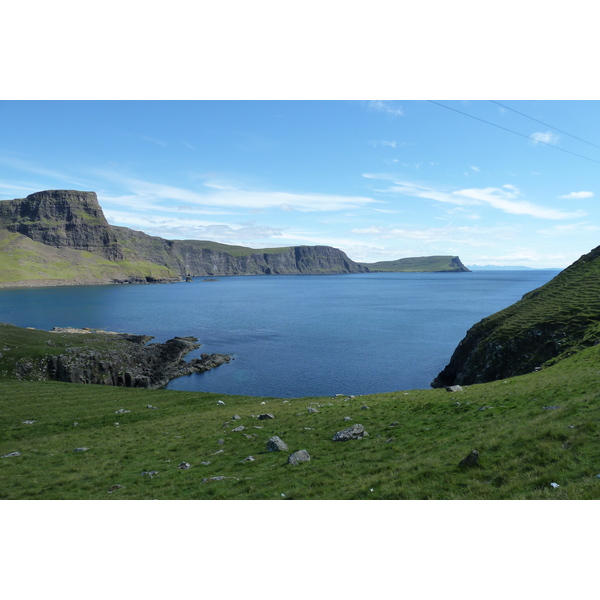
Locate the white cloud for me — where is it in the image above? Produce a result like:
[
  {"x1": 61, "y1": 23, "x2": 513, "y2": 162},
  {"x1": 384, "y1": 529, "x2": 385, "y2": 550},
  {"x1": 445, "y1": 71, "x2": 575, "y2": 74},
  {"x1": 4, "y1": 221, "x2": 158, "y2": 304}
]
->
[
  {"x1": 97, "y1": 174, "x2": 380, "y2": 213},
  {"x1": 368, "y1": 101, "x2": 403, "y2": 117},
  {"x1": 363, "y1": 175, "x2": 586, "y2": 220},
  {"x1": 559, "y1": 191, "x2": 594, "y2": 199},
  {"x1": 470, "y1": 166, "x2": 480, "y2": 172},
  {"x1": 530, "y1": 131, "x2": 560, "y2": 145},
  {"x1": 351, "y1": 226, "x2": 383, "y2": 234}
]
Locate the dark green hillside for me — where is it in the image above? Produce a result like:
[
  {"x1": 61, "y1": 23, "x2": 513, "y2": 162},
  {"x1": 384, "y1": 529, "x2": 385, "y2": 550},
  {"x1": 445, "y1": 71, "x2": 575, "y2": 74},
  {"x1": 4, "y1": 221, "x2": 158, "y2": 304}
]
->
[
  {"x1": 433, "y1": 244, "x2": 600, "y2": 387},
  {"x1": 361, "y1": 255, "x2": 470, "y2": 272}
]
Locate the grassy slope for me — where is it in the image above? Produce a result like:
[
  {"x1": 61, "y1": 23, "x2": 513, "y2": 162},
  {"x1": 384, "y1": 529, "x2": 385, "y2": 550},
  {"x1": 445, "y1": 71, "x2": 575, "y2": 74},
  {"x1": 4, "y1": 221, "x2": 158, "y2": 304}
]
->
[
  {"x1": 0, "y1": 230, "x2": 178, "y2": 285},
  {"x1": 2, "y1": 334, "x2": 600, "y2": 499},
  {"x1": 361, "y1": 256, "x2": 465, "y2": 272},
  {"x1": 178, "y1": 240, "x2": 293, "y2": 257}
]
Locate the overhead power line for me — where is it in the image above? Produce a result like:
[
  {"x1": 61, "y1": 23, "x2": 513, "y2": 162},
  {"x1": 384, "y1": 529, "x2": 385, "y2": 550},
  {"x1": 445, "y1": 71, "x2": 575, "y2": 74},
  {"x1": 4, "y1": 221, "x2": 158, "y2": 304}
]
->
[
  {"x1": 427, "y1": 100, "x2": 600, "y2": 166},
  {"x1": 490, "y1": 100, "x2": 600, "y2": 151}
]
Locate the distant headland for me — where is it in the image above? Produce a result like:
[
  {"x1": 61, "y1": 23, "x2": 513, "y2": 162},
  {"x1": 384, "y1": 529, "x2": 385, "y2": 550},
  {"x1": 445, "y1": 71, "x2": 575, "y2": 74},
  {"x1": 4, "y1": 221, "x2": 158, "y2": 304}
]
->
[{"x1": 0, "y1": 190, "x2": 468, "y2": 287}]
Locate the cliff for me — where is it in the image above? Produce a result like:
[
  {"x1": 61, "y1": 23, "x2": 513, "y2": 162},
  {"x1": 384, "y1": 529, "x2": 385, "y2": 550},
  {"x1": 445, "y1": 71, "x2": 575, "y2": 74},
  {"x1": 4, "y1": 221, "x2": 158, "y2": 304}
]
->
[
  {"x1": 0, "y1": 190, "x2": 368, "y2": 286},
  {"x1": 431, "y1": 244, "x2": 600, "y2": 387},
  {"x1": 0, "y1": 190, "x2": 124, "y2": 260},
  {"x1": 360, "y1": 255, "x2": 470, "y2": 272},
  {"x1": 1, "y1": 323, "x2": 230, "y2": 389}
]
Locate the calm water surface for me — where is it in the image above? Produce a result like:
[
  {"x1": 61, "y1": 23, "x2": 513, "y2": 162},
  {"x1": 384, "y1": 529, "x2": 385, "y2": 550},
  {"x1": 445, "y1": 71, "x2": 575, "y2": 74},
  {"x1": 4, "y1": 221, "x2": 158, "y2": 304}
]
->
[{"x1": 0, "y1": 271, "x2": 560, "y2": 397}]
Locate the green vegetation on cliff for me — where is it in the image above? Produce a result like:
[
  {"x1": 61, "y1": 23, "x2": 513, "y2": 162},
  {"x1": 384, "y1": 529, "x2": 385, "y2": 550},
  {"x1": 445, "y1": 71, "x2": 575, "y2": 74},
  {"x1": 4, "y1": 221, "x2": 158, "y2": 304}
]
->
[
  {"x1": 360, "y1": 255, "x2": 470, "y2": 272},
  {"x1": 433, "y1": 244, "x2": 600, "y2": 387}
]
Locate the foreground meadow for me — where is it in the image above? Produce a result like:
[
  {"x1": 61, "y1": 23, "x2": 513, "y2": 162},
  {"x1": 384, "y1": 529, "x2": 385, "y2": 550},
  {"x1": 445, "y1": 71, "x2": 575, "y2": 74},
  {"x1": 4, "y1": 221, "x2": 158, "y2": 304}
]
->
[{"x1": 2, "y1": 341, "x2": 600, "y2": 500}]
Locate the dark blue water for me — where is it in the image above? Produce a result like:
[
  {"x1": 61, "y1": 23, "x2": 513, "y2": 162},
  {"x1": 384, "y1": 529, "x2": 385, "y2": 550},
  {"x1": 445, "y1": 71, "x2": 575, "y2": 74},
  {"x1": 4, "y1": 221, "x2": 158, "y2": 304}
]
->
[{"x1": 0, "y1": 271, "x2": 560, "y2": 397}]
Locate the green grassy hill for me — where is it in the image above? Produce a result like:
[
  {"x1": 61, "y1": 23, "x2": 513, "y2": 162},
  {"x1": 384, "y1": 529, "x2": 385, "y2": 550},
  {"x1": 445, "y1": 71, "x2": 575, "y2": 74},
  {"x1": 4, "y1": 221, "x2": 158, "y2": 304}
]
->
[
  {"x1": 433, "y1": 244, "x2": 600, "y2": 387},
  {"x1": 178, "y1": 240, "x2": 292, "y2": 257},
  {"x1": 2, "y1": 321, "x2": 600, "y2": 499},
  {"x1": 0, "y1": 230, "x2": 178, "y2": 286},
  {"x1": 360, "y1": 255, "x2": 470, "y2": 272}
]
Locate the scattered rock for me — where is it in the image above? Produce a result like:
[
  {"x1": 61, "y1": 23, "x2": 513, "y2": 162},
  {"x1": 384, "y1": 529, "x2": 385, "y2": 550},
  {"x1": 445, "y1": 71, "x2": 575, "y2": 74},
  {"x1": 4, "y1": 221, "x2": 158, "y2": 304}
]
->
[
  {"x1": 202, "y1": 476, "x2": 239, "y2": 483},
  {"x1": 332, "y1": 424, "x2": 368, "y2": 441},
  {"x1": 253, "y1": 426, "x2": 263, "y2": 429},
  {"x1": 217, "y1": 400, "x2": 226, "y2": 406},
  {"x1": 267, "y1": 436, "x2": 289, "y2": 452},
  {"x1": 241, "y1": 456, "x2": 255, "y2": 462},
  {"x1": 478, "y1": 406, "x2": 494, "y2": 411},
  {"x1": 74, "y1": 447, "x2": 89, "y2": 452},
  {"x1": 201, "y1": 461, "x2": 211, "y2": 466},
  {"x1": 114, "y1": 408, "x2": 131, "y2": 414},
  {"x1": 178, "y1": 462, "x2": 191, "y2": 469},
  {"x1": 147, "y1": 404, "x2": 158, "y2": 409},
  {"x1": 446, "y1": 385, "x2": 463, "y2": 393},
  {"x1": 1, "y1": 451, "x2": 21, "y2": 458},
  {"x1": 385, "y1": 438, "x2": 393, "y2": 443},
  {"x1": 258, "y1": 413, "x2": 275, "y2": 420},
  {"x1": 213, "y1": 449, "x2": 224, "y2": 455},
  {"x1": 73, "y1": 422, "x2": 79, "y2": 426},
  {"x1": 232, "y1": 415, "x2": 241, "y2": 420},
  {"x1": 141, "y1": 471, "x2": 159, "y2": 478},
  {"x1": 343, "y1": 416, "x2": 352, "y2": 421},
  {"x1": 22, "y1": 420, "x2": 36, "y2": 424},
  {"x1": 232, "y1": 425, "x2": 245, "y2": 432},
  {"x1": 361, "y1": 405, "x2": 369, "y2": 410},
  {"x1": 108, "y1": 484, "x2": 124, "y2": 493},
  {"x1": 459, "y1": 450, "x2": 479, "y2": 467},
  {"x1": 217, "y1": 438, "x2": 225, "y2": 445},
  {"x1": 307, "y1": 407, "x2": 319, "y2": 413},
  {"x1": 287, "y1": 449, "x2": 310, "y2": 465},
  {"x1": 550, "y1": 482, "x2": 560, "y2": 488},
  {"x1": 543, "y1": 405, "x2": 561, "y2": 411}
]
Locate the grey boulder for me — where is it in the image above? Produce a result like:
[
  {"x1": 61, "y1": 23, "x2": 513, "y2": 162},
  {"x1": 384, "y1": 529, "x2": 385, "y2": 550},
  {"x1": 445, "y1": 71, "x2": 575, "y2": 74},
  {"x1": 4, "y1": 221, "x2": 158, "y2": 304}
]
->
[
  {"x1": 267, "y1": 436, "x2": 289, "y2": 452},
  {"x1": 287, "y1": 450, "x2": 310, "y2": 465},
  {"x1": 332, "y1": 424, "x2": 368, "y2": 441}
]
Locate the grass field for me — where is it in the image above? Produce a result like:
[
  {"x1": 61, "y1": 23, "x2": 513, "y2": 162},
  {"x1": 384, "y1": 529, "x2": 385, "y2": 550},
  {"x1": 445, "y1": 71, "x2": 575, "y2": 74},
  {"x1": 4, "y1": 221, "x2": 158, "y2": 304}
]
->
[{"x1": 2, "y1": 339, "x2": 600, "y2": 500}]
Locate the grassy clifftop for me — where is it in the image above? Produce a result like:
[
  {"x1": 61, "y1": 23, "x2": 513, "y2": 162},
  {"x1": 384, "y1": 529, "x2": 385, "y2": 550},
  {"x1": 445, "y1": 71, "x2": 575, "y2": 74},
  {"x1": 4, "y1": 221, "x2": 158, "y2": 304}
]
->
[
  {"x1": 361, "y1": 255, "x2": 470, "y2": 272},
  {"x1": 433, "y1": 244, "x2": 600, "y2": 387}
]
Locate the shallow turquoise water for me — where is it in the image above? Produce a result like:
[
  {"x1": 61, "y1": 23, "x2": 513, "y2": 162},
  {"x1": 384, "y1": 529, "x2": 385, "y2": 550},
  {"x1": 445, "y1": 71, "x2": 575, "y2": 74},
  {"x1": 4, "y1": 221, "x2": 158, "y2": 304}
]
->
[{"x1": 0, "y1": 270, "x2": 560, "y2": 397}]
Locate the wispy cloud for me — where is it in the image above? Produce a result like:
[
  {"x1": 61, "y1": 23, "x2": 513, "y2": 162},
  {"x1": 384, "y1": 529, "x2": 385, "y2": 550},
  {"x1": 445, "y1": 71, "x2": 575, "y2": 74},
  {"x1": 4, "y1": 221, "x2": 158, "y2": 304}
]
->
[
  {"x1": 530, "y1": 131, "x2": 560, "y2": 145},
  {"x1": 368, "y1": 101, "x2": 403, "y2": 117},
  {"x1": 559, "y1": 191, "x2": 594, "y2": 199},
  {"x1": 101, "y1": 175, "x2": 380, "y2": 213},
  {"x1": 362, "y1": 174, "x2": 586, "y2": 220}
]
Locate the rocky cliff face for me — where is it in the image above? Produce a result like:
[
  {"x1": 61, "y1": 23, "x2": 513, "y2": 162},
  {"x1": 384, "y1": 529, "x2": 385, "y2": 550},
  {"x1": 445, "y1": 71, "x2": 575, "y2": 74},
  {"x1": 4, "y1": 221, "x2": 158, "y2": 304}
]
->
[
  {"x1": 0, "y1": 190, "x2": 368, "y2": 280},
  {"x1": 0, "y1": 190, "x2": 124, "y2": 260},
  {"x1": 431, "y1": 244, "x2": 600, "y2": 388},
  {"x1": 114, "y1": 226, "x2": 368, "y2": 276}
]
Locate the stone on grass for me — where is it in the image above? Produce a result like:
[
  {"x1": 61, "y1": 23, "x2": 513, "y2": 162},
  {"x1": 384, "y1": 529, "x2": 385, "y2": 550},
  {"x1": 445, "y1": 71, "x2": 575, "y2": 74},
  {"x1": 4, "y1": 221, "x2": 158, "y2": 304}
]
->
[
  {"x1": 287, "y1": 449, "x2": 310, "y2": 465},
  {"x1": 307, "y1": 407, "x2": 319, "y2": 413},
  {"x1": 178, "y1": 462, "x2": 191, "y2": 469},
  {"x1": 232, "y1": 425, "x2": 245, "y2": 432},
  {"x1": 332, "y1": 424, "x2": 368, "y2": 442},
  {"x1": 258, "y1": 413, "x2": 275, "y2": 420},
  {"x1": 74, "y1": 447, "x2": 89, "y2": 452},
  {"x1": 1, "y1": 451, "x2": 21, "y2": 458},
  {"x1": 267, "y1": 436, "x2": 289, "y2": 452},
  {"x1": 232, "y1": 415, "x2": 241, "y2": 420},
  {"x1": 141, "y1": 471, "x2": 159, "y2": 478},
  {"x1": 217, "y1": 400, "x2": 225, "y2": 406},
  {"x1": 22, "y1": 420, "x2": 36, "y2": 424},
  {"x1": 459, "y1": 450, "x2": 479, "y2": 467},
  {"x1": 108, "y1": 484, "x2": 124, "y2": 493},
  {"x1": 446, "y1": 385, "x2": 463, "y2": 393},
  {"x1": 550, "y1": 482, "x2": 560, "y2": 488},
  {"x1": 343, "y1": 416, "x2": 352, "y2": 421}
]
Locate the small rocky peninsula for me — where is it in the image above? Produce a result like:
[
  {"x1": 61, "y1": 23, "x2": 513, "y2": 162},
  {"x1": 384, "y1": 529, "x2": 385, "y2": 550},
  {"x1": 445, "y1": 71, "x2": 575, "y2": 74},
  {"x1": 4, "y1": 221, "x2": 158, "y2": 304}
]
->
[{"x1": 4, "y1": 324, "x2": 230, "y2": 389}]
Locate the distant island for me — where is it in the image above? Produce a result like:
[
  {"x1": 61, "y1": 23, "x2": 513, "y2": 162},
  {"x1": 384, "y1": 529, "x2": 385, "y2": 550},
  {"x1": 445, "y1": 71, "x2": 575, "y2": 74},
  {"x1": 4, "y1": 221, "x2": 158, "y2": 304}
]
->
[
  {"x1": 0, "y1": 189, "x2": 469, "y2": 287},
  {"x1": 360, "y1": 255, "x2": 470, "y2": 273}
]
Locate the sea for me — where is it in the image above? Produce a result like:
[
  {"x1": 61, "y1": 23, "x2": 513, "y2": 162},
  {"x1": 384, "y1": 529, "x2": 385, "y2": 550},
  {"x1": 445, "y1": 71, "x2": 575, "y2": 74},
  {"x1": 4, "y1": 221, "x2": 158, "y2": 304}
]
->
[{"x1": 0, "y1": 270, "x2": 561, "y2": 398}]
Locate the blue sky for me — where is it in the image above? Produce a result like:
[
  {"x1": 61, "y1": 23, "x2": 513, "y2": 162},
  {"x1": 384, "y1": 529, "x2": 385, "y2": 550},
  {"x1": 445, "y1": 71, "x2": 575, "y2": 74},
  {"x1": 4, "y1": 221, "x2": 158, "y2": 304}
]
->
[{"x1": 1, "y1": 100, "x2": 599, "y2": 267}]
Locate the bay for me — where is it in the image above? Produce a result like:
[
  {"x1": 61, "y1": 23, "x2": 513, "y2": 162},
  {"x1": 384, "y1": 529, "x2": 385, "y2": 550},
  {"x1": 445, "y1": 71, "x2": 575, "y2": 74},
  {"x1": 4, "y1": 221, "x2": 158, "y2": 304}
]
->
[{"x1": 0, "y1": 270, "x2": 560, "y2": 397}]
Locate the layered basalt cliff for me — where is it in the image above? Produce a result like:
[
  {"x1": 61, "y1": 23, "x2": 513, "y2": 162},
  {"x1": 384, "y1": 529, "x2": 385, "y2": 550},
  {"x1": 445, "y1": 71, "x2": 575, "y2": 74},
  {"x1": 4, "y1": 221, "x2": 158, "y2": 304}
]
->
[
  {"x1": 431, "y1": 245, "x2": 600, "y2": 388},
  {"x1": 0, "y1": 190, "x2": 368, "y2": 284},
  {"x1": 0, "y1": 190, "x2": 124, "y2": 260}
]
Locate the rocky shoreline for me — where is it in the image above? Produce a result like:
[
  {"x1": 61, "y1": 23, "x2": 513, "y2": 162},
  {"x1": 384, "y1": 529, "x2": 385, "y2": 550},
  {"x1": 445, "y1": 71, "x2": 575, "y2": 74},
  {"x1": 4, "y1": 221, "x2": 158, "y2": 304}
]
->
[{"x1": 12, "y1": 327, "x2": 231, "y2": 389}]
